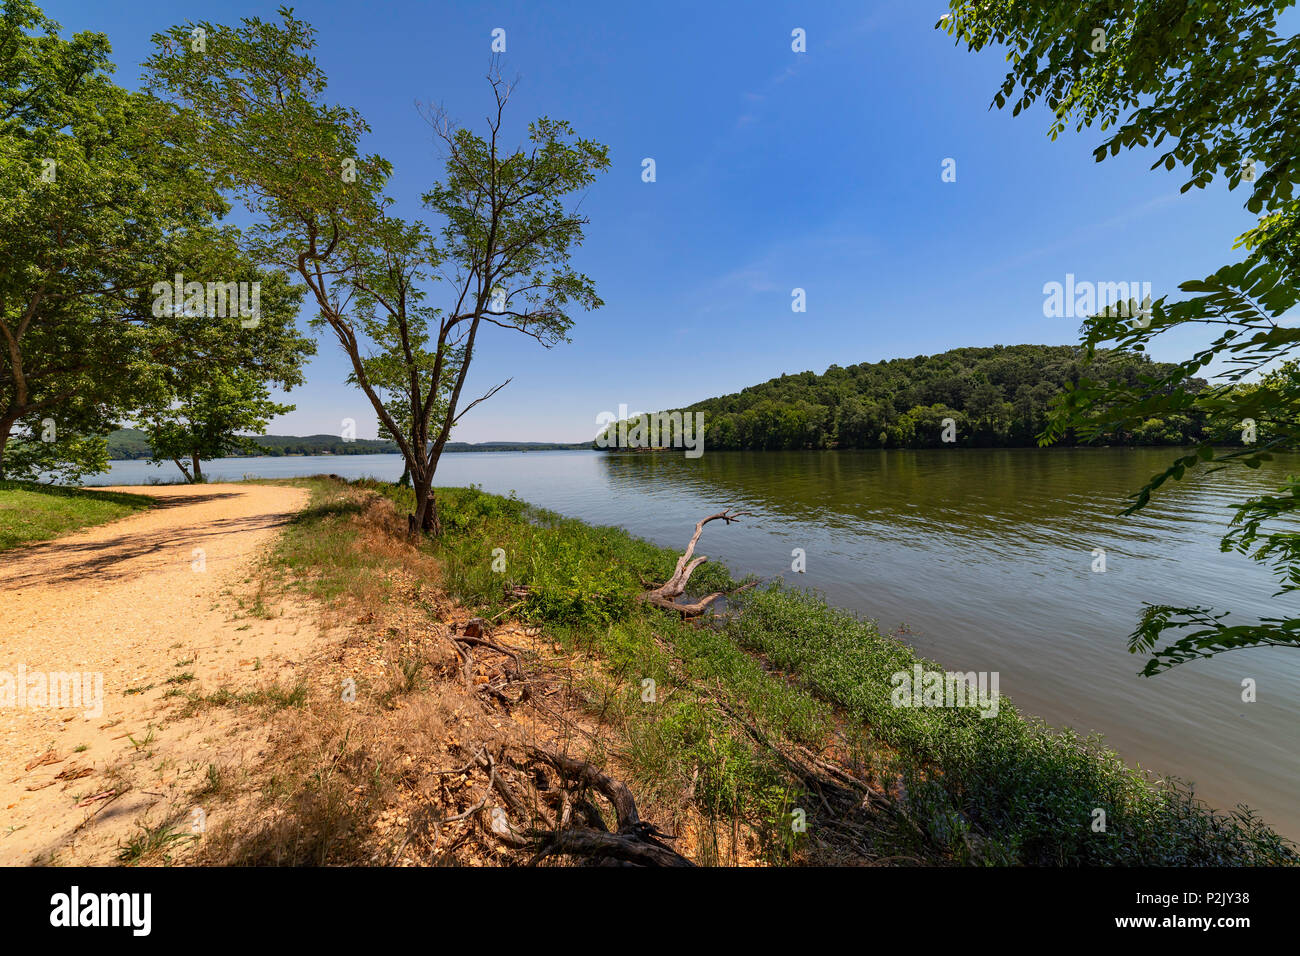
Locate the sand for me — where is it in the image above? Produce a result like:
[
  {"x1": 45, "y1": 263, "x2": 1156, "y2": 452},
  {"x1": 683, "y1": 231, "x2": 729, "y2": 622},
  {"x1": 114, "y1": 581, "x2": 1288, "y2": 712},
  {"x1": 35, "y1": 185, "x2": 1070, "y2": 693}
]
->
[{"x1": 0, "y1": 483, "x2": 316, "y2": 864}]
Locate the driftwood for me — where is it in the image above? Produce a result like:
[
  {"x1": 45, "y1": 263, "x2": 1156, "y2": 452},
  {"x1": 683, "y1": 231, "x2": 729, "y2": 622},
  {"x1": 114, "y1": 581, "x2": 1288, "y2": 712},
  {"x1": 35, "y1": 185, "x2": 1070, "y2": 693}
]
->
[
  {"x1": 638, "y1": 509, "x2": 753, "y2": 617},
  {"x1": 501, "y1": 509, "x2": 755, "y2": 619}
]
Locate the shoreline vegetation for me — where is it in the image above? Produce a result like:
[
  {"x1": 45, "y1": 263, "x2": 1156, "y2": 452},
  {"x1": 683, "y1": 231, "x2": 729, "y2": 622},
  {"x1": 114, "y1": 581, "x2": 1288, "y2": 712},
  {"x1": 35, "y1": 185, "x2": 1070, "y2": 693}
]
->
[
  {"x1": 49, "y1": 474, "x2": 1279, "y2": 867},
  {"x1": 4, "y1": 476, "x2": 1294, "y2": 864}
]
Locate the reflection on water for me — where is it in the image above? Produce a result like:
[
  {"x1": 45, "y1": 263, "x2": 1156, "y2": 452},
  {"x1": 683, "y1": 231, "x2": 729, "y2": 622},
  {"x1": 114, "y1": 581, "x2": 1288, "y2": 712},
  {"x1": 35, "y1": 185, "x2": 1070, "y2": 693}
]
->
[{"x1": 88, "y1": 448, "x2": 1300, "y2": 838}]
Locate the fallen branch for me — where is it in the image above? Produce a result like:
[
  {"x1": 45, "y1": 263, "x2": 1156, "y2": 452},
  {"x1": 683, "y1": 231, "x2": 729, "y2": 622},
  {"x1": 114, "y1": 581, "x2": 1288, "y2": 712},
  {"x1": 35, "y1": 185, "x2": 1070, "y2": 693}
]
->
[
  {"x1": 451, "y1": 620, "x2": 531, "y2": 707},
  {"x1": 638, "y1": 509, "x2": 753, "y2": 617}
]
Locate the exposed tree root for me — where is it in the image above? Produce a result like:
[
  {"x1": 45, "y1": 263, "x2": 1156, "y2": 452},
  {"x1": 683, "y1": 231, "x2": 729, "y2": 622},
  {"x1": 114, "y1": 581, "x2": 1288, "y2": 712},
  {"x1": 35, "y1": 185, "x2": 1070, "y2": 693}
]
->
[
  {"x1": 439, "y1": 620, "x2": 692, "y2": 865},
  {"x1": 519, "y1": 748, "x2": 693, "y2": 866},
  {"x1": 428, "y1": 740, "x2": 693, "y2": 866},
  {"x1": 451, "y1": 619, "x2": 530, "y2": 706}
]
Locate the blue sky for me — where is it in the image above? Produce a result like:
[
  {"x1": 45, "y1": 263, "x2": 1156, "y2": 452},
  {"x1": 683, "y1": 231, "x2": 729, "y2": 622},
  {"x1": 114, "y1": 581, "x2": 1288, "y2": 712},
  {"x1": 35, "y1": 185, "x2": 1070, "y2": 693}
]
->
[{"x1": 48, "y1": 0, "x2": 1266, "y2": 441}]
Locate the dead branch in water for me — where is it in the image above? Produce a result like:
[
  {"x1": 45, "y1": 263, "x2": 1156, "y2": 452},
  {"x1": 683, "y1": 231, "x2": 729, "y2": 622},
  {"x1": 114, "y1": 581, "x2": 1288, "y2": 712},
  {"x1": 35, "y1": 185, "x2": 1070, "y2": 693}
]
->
[
  {"x1": 502, "y1": 509, "x2": 755, "y2": 619},
  {"x1": 638, "y1": 509, "x2": 753, "y2": 617}
]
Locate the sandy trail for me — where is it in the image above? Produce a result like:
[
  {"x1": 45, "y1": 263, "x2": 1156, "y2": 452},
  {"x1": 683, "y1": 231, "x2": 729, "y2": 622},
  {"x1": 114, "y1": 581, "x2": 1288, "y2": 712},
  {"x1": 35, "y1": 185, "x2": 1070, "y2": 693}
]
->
[{"x1": 0, "y1": 483, "x2": 317, "y2": 864}]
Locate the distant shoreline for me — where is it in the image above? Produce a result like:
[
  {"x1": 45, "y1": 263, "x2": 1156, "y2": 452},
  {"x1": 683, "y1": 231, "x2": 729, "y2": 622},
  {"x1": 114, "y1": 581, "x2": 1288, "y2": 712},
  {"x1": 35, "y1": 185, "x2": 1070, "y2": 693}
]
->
[
  {"x1": 102, "y1": 443, "x2": 1284, "y2": 466},
  {"x1": 104, "y1": 441, "x2": 594, "y2": 461}
]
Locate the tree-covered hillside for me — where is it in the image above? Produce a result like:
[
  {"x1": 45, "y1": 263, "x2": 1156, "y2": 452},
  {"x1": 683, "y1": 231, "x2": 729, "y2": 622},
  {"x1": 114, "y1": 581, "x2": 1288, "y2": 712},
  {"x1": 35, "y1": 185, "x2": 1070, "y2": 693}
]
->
[{"x1": 601, "y1": 345, "x2": 1221, "y2": 450}]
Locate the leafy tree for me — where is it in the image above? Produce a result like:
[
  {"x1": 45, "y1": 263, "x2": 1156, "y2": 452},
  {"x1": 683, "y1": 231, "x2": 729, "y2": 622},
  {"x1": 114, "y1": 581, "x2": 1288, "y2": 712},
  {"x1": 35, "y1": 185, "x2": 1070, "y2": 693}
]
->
[
  {"x1": 138, "y1": 263, "x2": 311, "y2": 482},
  {"x1": 941, "y1": 0, "x2": 1300, "y2": 672},
  {"x1": 2, "y1": 411, "x2": 108, "y2": 484},
  {"x1": 1, "y1": 1, "x2": 308, "y2": 481},
  {"x1": 145, "y1": 9, "x2": 609, "y2": 533},
  {"x1": 143, "y1": 372, "x2": 290, "y2": 482},
  {"x1": 0, "y1": 0, "x2": 166, "y2": 473}
]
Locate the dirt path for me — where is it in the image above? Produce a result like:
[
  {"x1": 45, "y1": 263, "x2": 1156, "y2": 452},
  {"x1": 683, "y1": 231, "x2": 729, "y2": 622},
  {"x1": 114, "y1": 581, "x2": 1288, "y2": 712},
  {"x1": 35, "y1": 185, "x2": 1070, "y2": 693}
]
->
[{"x1": 0, "y1": 483, "x2": 318, "y2": 864}]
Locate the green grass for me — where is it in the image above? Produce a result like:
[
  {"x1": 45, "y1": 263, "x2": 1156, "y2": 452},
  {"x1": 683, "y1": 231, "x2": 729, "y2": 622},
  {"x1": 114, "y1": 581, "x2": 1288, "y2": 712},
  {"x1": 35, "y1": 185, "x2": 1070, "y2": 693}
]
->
[
  {"x1": 117, "y1": 821, "x2": 197, "y2": 865},
  {"x1": 0, "y1": 480, "x2": 153, "y2": 552},
  {"x1": 179, "y1": 681, "x2": 310, "y2": 717},
  {"x1": 248, "y1": 476, "x2": 405, "y2": 606},
  {"x1": 368, "y1": 481, "x2": 736, "y2": 626},
  {"x1": 261, "y1": 478, "x2": 808, "y2": 862}
]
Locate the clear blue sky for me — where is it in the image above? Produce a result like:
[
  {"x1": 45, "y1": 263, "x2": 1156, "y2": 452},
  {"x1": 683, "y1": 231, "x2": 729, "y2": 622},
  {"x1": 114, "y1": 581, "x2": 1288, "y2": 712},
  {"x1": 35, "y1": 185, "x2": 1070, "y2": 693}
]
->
[{"x1": 48, "y1": 0, "x2": 1264, "y2": 441}]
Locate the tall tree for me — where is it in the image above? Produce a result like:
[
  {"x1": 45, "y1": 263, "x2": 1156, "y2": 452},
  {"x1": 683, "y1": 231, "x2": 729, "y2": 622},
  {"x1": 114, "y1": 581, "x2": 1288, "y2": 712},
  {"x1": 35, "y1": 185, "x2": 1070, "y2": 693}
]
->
[
  {"x1": 145, "y1": 9, "x2": 609, "y2": 532},
  {"x1": 143, "y1": 369, "x2": 293, "y2": 482},
  {"x1": 403, "y1": 79, "x2": 607, "y2": 530},
  {"x1": 942, "y1": 0, "x2": 1300, "y2": 672},
  {"x1": 0, "y1": 0, "x2": 162, "y2": 473}
]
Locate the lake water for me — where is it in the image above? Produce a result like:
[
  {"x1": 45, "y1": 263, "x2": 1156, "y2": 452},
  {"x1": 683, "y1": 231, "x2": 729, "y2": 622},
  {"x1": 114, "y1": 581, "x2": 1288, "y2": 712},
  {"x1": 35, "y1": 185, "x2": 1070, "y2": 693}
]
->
[{"x1": 86, "y1": 448, "x2": 1300, "y2": 840}]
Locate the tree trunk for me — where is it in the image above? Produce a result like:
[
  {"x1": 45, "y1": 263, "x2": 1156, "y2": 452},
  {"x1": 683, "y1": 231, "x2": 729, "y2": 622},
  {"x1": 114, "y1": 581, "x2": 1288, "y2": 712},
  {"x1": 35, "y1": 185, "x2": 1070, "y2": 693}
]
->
[
  {"x1": 421, "y1": 448, "x2": 446, "y2": 535},
  {"x1": 0, "y1": 421, "x2": 10, "y2": 480},
  {"x1": 172, "y1": 458, "x2": 193, "y2": 482},
  {"x1": 192, "y1": 453, "x2": 203, "y2": 483},
  {"x1": 425, "y1": 488, "x2": 442, "y2": 535},
  {"x1": 408, "y1": 468, "x2": 443, "y2": 537},
  {"x1": 410, "y1": 469, "x2": 432, "y2": 536}
]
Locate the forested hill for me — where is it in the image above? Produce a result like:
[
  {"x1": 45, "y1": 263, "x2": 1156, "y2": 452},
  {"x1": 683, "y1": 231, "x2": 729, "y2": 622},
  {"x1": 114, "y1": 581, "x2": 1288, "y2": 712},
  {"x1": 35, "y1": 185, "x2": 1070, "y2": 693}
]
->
[{"x1": 630, "y1": 345, "x2": 1211, "y2": 450}]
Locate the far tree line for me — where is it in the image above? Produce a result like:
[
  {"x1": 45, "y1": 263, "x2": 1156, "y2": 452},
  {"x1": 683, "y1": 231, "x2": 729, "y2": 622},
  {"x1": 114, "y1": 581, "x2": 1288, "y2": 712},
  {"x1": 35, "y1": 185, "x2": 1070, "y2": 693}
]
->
[{"x1": 103, "y1": 428, "x2": 587, "y2": 460}]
